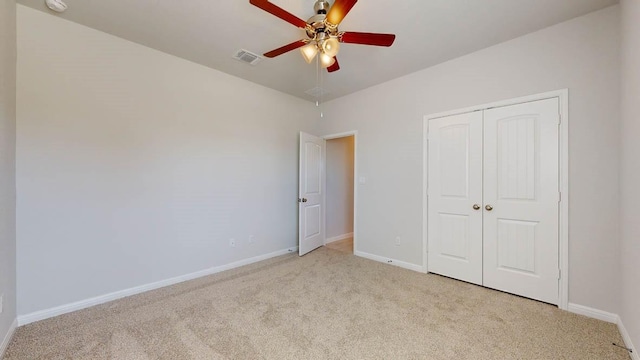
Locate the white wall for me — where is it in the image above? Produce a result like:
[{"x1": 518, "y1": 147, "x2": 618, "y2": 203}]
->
[
  {"x1": 0, "y1": 0, "x2": 17, "y2": 353},
  {"x1": 620, "y1": 0, "x2": 640, "y2": 353},
  {"x1": 16, "y1": 5, "x2": 316, "y2": 316},
  {"x1": 320, "y1": 6, "x2": 621, "y2": 313},
  {"x1": 326, "y1": 136, "x2": 354, "y2": 239}
]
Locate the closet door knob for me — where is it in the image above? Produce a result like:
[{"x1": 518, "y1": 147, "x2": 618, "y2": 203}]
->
[
  {"x1": 485, "y1": 205, "x2": 493, "y2": 211},
  {"x1": 473, "y1": 204, "x2": 481, "y2": 210}
]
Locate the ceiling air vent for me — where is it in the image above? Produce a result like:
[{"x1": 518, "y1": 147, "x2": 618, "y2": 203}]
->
[
  {"x1": 305, "y1": 87, "x2": 330, "y2": 98},
  {"x1": 233, "y1": 49, "x2": 262, "y2": 65}
]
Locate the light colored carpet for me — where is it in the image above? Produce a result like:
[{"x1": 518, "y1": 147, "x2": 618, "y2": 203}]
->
[
  {"x1": 325, "y1": 237, "x2": 353, "y2": 254},
  {"x1": 3, "y1": 247, "x2": 630, "y2": 360}
]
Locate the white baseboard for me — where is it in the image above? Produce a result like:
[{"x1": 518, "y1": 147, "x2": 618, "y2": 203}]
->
[
  {"x1": 18, "y1": 247, "x2": 298, "y2": 326},
  {"x1": 355, "y1": 251, "x2": 426, "y2": 273},
  {"x1": 325, "y1": 232, "x2": 353, "y2": 244},
  {"x1": 567, "y1": 303, "x2": 619, "y2": 323},
  {"x1": 568, "y1": 303, "x2": 637, "y2": 358},
  {"x1": 0, "y1": 318, "x2": 17, "y2": 358},
  {"x1": 617, "y1": 317, "x2": 639, "y2": 360}
]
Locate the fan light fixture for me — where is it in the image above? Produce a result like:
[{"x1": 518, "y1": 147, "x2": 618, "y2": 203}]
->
[
  {"x1": 322, "y1": 38, "x2": 340, "y2": 58},
  {"x1": 319, "y1": 53, "x2": 336, "y2": 68},
  {"x1": 300, "y1": 43, "x2": 319, "y2": 64},
  {"x1": 250, "y1": 0, "x2": 396, "y2": 73},
  {"x1": 300, "y1": 37, "x2": 339, "y2": 68}
]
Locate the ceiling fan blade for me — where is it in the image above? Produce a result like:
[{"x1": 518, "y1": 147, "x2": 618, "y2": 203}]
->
[
  {"x1": 327, "y1": 57, "x2": 340, "y2": 72},
  {"x1": 263, "y1": 40, "x2": 307, "y2": 58},
  {"x1": 326, "y1": 0, "x2": 358, "y2": 25},
  {"x1": 340, "y1": 32, "x2": 396, "y2": 47},
  {"x1": 249, "y1": 0, "x2": 308, "y2": 29}
]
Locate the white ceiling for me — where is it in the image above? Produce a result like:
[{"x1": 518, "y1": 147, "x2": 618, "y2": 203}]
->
[{"x1": 18, "y1": 0, "x2": 618, "y2": 102}]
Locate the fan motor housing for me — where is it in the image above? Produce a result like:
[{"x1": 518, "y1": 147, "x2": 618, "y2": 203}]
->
[
  {"x1": 307, "y1": 1, "x2": 339, "y2": 39},
  {"x1": 314, "y1": 1, "x2": 330, "y2": 14},
  {"x1": 306, "y1": 14, "x2": 327, "y2": 38}
]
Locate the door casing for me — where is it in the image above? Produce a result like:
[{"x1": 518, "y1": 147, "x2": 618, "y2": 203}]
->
[{"x1": 423, "y1": 89, "x2": 569, "y2": 310}]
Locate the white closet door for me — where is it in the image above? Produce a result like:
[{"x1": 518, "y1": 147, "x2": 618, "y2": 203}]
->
[
  {"x1": 482, "y1": 99, "x2": 560, "y2": 304},
  {"x1": 428, "y1": 111, "x2": 484, "y2": 285}
]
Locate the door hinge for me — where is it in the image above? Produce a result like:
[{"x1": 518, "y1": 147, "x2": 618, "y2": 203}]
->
[
  {"x1": 558, "y1": 114, "x2": 562, "y2": 125},
  {"x1": 558, "y1": 269, "x2": 562, "y2": 280},
  {"x1": 558, "y1": 191, "x2": 562, "y2": 203}
]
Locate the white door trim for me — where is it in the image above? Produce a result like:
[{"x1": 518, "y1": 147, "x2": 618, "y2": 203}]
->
[
  {"x1": 323, "y1": 131, "x2": 358, "y2": 253},
  {"x1": 423, "y1": 89, "x2": 569, "y2": 310}
]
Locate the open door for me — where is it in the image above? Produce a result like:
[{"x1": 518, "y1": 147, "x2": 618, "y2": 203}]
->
[{"x1": 299, "y1": 132, "x2": 325, "y2": 256}]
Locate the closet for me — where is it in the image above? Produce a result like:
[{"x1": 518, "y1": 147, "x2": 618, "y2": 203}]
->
[{"x1": 427, "y1": 98, "x2": 560, "y2": 305}]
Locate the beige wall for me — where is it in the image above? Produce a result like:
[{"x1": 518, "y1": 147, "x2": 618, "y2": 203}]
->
[
  {"x1": 320, "y1": 6, "x2": 621, "y2": 313},
  {"x1": 0, "y1": 0, "x2": 17, "y2": 353},
  {"x1": 620, "y1": 0, "x2": 640, "y2": 353},
  {"x1": 326, "y1": 136, "x2": 355, "y2": 239},
  {"x1": 16, "y1": 5, "x2": 316, "y2": 316}
]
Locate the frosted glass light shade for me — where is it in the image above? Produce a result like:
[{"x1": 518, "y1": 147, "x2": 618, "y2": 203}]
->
[
  {"x1": 322, "y1": 38, "x2": 340, "y2": 58},
  {"x1": 320, "y1": 53, "x2": 336, "y2": 68},
  {"x1": 300, "y1": 43, "x2": 318, "y2": 64}
]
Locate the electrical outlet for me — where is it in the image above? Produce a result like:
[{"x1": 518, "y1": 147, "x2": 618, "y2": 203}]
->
[
  {"x1": 229, "y1": 238, "x2": 236, "y2": 247},
  {"x1": 249, "y1": 235, "x2": 255, "y2": 244},
  {"x1": 0, "y1": 294, "x2": 3, "y2": 314},
  {"x1": 395, "y1": 237, "x2": 401, "y2": 246}
]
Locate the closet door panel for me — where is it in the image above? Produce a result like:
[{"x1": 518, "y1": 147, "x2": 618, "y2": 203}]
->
[
  {"x1": 483, "y1": 98, "x2": 560, "y2": 304},
  {"x1": 427, "y1": 111, "x2": 483, "y2": 285}
]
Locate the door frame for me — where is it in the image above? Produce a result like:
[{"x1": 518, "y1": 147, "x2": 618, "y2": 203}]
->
[
  {"x1": 422, "y1": 89, "x2": 569, "y2": 310},
  {"x1": 323, "y1": 131, "x2": 358, "y2": 253}
]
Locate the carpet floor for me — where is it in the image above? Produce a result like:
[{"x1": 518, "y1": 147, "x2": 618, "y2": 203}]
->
[{"x1": 3, "y1": 247, "x2": 630, "y2": 359}]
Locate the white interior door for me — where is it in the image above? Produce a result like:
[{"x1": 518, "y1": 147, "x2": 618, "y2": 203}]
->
[
  {"x1": 482, "y1": 99, "x2": 560, "y2": 304},
  {"x1": 427, "y1": 111, "x2": 484, "y2": 285},
  {"x1": 299, "y1": 132, "x2": 325, "y2": 256}
]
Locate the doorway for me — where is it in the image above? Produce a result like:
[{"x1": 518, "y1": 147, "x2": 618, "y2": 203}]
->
[{"x1": 324, "y1": 133, "x2": 356, "y2": 254}]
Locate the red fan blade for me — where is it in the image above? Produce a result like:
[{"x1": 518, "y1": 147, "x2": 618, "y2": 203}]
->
[
  {"x1": 327, "y1": 57, "x2": 340, "y2": 72},
  {"x1": 263, "y1": 40, "x2": 307, "y2": 58},
  {"x1": 326, "y1": 0, "x2": 358, "y2": 25},
  {"x1": 340, "y1": 32, "x2": 396, "y2": 47},
  {"x1": 249, "y1": 0, "x2": 308, "y2": 29}
]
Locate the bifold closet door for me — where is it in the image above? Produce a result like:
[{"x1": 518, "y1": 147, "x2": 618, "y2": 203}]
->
[
  {"x1": 427, "y1": 111, "x2": 483, "y2": 285},
  {"x1": 482, "y1": 98, "x2": 560, "y2": 305}
]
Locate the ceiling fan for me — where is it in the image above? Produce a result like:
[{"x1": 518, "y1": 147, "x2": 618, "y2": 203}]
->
[{"x1": 249, "y1": 0, "x2": 396, "y2": 72}]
